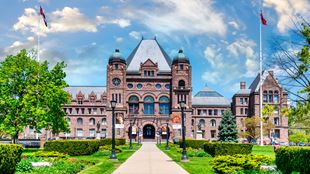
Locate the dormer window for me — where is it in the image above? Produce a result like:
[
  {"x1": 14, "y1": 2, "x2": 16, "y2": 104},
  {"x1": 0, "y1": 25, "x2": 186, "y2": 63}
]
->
[
  {"x1": 144, "y1": 70, "x2": 155, "y2": 77},
  {"x1": 77, "y1": 98, "x2": 83, "y2": 104},
  {"x1": 114, "y1": 64, "x2": 119, "y2": 69}
]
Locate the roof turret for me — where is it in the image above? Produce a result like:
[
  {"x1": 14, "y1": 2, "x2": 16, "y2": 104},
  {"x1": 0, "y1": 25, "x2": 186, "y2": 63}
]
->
[
  {"x1": 172, "y1": 49, "x2": 190, "y2": 64},
  {"x1": 109, "y1": 49, "x2": 126, "y2": 64}
]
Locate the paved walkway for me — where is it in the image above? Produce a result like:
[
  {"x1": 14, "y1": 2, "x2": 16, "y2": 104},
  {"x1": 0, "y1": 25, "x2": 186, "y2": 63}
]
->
[{"x1": 112, "y1": 142, "x2": 188, "y2": 174}]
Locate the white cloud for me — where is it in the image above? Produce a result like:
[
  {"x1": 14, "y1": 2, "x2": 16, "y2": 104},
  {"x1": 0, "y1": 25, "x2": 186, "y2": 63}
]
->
[
  {"x1": 264, "y1": 0, "x2": 310, "y2": 33},
  {"x1": 116, "y1": 37, "x2": 123, "y2": 43},
  {"x1": 129, "y1": 31, "x2": 141, "y2": 40},
  {"x1": 13, "y1": 7, "x2": 131, "y2": 36},
  {"x1": 227, "y1": 38, "x2": 258, "y2": 77},
  {"x1": 123, "y1": 0, "x2": 226, "y2": 36},
  {"x1": 228, "y1": 21, "x2": 240, "y2": 30},
  {"x1": 96, "y1": 16, "x2": 131, "y2": 28},
  {"x1": 202, "y1": 71, "x2": 220, "y2": 84}
]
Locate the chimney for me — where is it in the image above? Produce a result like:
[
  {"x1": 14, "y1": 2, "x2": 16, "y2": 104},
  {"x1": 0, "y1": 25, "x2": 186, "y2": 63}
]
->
[
  {"x1": 268, "y1": 70, "x2": 274, "y2": 76},
  {"x1": 240, "y1": 81, "x2": 246, "y2": 89}
]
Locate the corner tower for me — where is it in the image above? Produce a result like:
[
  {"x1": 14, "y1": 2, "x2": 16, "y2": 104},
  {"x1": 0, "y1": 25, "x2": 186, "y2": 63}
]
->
[
  {"x1": 106, "y1": 49, "x2": 127, "y2": 138},
  {"x1": 171, "y1": 50, "x2": 193, "y2": 137}
]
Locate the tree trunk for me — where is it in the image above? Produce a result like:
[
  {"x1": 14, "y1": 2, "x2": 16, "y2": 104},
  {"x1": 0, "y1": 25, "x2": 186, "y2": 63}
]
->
[{"x1": 11, "y1": 133, "x2": 18, "y2": 144}]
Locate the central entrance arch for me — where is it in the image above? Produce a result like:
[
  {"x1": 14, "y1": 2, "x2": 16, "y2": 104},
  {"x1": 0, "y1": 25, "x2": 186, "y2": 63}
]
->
[{"x1": 143, "y1": 124, "x2": 155, "y2": 139}]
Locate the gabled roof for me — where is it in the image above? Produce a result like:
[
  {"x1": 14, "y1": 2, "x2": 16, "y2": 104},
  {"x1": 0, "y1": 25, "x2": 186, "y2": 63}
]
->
[
  {"x1": 248, "y1": 71, "x2": 282, "y2": 92},
  {"x1": 64, "y1": 86, "x2": 106, "y2": 100},
  {"x1": 192, "y1": 85, "x2": 231, "y2": 107},
  {"x1": 126, "y1": 39, "x2": 172, "y2": 72}
]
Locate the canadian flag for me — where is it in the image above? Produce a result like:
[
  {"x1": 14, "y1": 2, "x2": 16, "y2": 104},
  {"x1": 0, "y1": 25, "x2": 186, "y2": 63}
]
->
[
  {"x1": 260, "y1": 11, "x2": 267, "y2": 25},
  {"x1": 40, "y1": 6, "x2": 48, "y2": 27}
]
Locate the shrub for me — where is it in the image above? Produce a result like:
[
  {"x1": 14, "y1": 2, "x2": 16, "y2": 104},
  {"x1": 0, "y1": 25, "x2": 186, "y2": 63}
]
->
[
  {"x1": 275, "y1": 146, "x2": 310, "y2": 174},
  {"x1": 0, "y1": 144, "x2": 23, "y2": 174},
  {"x1": 179, "y1": 139, "x2": 208, "y2": 149},
  {"x1": 32, "y1": 151, "x2": 68, "y2": 158},
  {"x1": 99, "y1": 145, "x2": 122, "y2": 153},
  {"x1": 32, "y1": 159, "x2": 85, "y2": 174},
  {"x1": 204, "y1": 142, "x2": 253, "y2": 157},
  {"x1": 44, "y1": 138, "x2": 125, "y2": 156},
  {"x1": 15, "y1": 159, "x2": 33, "y2": 172},
  {"x1": 210, "y1": 154, "x2": 274, "y2": 174},
  {"x1": 176, "y1": 147, "x2": 211, "y2": 157}
]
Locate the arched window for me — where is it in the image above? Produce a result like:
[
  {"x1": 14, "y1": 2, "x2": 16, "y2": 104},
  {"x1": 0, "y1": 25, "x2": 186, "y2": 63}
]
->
[
  {"x1": 159, "y1": 96, "x2": 170, "y2": 115},
  {"x1": 101, "y1": 118, "x2": 107, "y2": 125},
  {"x1": 210, "y1": 119, "x2": 216, "y2": 127},
  {"x1": 89, "y1": 118, "x2": 95, "y2": 125},
  {"x1": 77, "y1": 118, "x2": 83, "y2": 125},
  {"x1": 178, "y1": 80, "x2": 185, "y2": 88},
  {"x1": 199, "y1": 119, "x2": 205, "y2": 128},
  {"x1": 144, "y1": 96, "x2": 154, "y2": 115},
  {"x1": 274, "y1": 91, "x2": 279, "y2": 103},
  {"x1": 128, "y1": 96, "x2": 139, "y2": 114}
]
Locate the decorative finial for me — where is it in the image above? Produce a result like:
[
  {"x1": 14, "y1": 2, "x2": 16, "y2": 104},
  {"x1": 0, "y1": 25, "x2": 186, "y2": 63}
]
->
[
  {"x1": 178, "y1": 49, "x2": 183, "y2": 53},
  {"x1": 115, "y1": 49, "x2": 120, "y2": 52}
]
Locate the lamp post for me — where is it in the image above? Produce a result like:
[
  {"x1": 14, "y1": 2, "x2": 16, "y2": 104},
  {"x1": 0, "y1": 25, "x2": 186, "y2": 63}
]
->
[
  {"x1": 165, "y1": 121, "x2": 170, "y2": 150},
  {"x1": 129, "y1": 119, "x2": 133, "y2": 149},
  {"x1": 180, "y1": 101, "x2": 189, "y2": 162},
  {"x1": 110, "y1": 100, "x2": 117, "y2": 160}
]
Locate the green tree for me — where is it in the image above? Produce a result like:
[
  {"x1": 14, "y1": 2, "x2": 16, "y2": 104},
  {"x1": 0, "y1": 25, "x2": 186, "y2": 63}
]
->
[
  {"x1": 289, "y1": 132, "x2": 309, "y2": 143},
  {"x1": 0, "y1": 49, "x2": 70, "y2": 143},
  {"x1": 271, "y1": 21, "x2": 310, "y2": 133},
  {"x1": 218, "y1": 110, "x2": 238, "y2": 142},
  {"x1": 262, "y1": 104, "x2": 276, "y2": 138}
]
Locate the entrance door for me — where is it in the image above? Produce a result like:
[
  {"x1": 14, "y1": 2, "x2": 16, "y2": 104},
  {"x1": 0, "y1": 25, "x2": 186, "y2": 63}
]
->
[{"x1": 143, "y1": 124, "x2": 155, "y2": 139}]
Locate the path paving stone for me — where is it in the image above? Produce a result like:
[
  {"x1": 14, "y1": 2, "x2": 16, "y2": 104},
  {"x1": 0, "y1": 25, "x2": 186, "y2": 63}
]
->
[{"x1": 112, "y1": 142, "x2": 188, "y2": 174}]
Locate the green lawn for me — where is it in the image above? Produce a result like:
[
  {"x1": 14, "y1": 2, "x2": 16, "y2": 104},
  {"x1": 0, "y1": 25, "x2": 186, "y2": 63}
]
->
[
  {"x1": 157, "y1": 144, "x2": 215, "y2": 174},
  {"x1": 77, "y1": 144, "x2": 140, "y2": 174},
  {"x1": 158, "y1": 144, "x2": 276, "y2": 174},
  {"x1": 252, "y1": 145, "x2": 275, "y2": 157},
  {"x1": 17, "y1": 144, "x2": 140, "y2": 174}
]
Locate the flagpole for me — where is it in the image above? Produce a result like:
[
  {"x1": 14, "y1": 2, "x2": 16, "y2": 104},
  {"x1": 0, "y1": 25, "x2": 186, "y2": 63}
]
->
[
  {"x1": 259, "y1": 3, "x2": 264, "y2": 146},
  {"x1": 37, "y1": 8, "x2": 40, "y2": 62}
]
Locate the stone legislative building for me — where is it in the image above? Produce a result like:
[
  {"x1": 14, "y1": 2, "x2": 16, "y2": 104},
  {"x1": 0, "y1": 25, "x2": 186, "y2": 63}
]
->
[{"x1": 21, "y1": 38, "x2": 289, "y2": 142}]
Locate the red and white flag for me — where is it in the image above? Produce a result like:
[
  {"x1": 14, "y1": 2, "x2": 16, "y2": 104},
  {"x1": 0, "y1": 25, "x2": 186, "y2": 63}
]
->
[
  {"x1": 40, "y1": 6, "x2": 48, "y2": 27},
  {"x1": 260, "y1": 11, "x2": 267, "y2": 25}
]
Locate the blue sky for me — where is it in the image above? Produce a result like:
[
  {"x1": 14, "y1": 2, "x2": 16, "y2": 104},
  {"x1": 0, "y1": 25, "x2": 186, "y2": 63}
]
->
[{"x1": 0, "y1": 0, "x2": 309, "y2": 99}]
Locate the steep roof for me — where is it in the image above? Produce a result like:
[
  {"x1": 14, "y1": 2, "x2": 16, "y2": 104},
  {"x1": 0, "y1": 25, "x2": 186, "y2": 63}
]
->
[
  {"x1": 248, "y1": 71, "x2": 283, "y2": 92},
  {"x1": 64, "y1": 86, "x2": 106, "y2": 100},
  {"x1": 126, "y1": 39, "x2": 172, "y2": 72},
  {"x1": 192, "y1": 85, "x2": 231, "y2": 107}
]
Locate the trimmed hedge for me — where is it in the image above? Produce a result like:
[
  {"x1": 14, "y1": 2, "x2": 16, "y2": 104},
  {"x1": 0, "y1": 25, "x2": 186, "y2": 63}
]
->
[
  {"x1": 44, "y1": 138, "x2": 125, "y2": 156},
  {"x1": 204, "y1": 142, "x2": 253, "y2": 157},
  {"x1": 276, "y1": 146, "x2": 310, "y2": 174},
  {"x1": 210, "y1": 154, "x2": 274, "y2": 174},
  {"x1": 32, "y1": 151, "x2": 68, "y2": 158},
  {"x1": 0, "y1": 144, "x2": 23, "y2": 174},
  {"x1": 179, "y1": 139, "x2": 209, "y2": 149}
]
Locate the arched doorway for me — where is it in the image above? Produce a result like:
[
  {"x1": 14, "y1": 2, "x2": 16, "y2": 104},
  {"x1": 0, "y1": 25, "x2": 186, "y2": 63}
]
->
[{"x1": 143, "y1": 124, "x2": 155, "y2": 139}]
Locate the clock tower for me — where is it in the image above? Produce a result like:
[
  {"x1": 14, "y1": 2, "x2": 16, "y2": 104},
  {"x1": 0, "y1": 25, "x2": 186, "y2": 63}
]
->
[{"x1": 106, "y1": 49, "x2": 127, "y2": 138}]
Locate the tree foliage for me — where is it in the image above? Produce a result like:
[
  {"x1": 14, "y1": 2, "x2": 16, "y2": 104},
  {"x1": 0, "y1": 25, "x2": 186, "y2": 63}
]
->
[
  {"x1": 218, "y1": 110, "x2": 238, "y2": 142},
  {"x1": 0, "y1": 49, "x2": 70, "y2": 143},
  {"x1": 270, "y1": 20, "x2": 310, "y2": 136}
]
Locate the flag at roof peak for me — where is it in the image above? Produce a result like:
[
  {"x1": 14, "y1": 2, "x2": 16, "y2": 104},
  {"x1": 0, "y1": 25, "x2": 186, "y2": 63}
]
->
[{"x1": 126, "y1": 39, "x2": 172, "y2": 73}]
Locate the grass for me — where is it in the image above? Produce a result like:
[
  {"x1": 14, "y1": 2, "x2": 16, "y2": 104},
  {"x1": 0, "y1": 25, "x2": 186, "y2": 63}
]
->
[
  {"x1": 18, "y1": 143, "x2": 140, "y2": 174},
  {"x1": 158, "y1": 144, "x2": 277, "y2": 174},
  {"x1": 76, "y1": 143, "x2": 140, "y2": 174},
  {"x1": 252, "y1": 145, "x2": 275, "y2": 157},
  {"x1": 157, "y1": 144, "x2": 215, "y2": 174}
]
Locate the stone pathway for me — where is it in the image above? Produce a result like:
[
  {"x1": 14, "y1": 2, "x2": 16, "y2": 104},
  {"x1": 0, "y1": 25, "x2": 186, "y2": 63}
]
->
[{"x1": 112, "y1": 142, "x2": 189, "y2": 174}]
